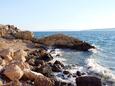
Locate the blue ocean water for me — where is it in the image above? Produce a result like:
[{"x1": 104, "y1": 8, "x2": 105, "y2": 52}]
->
[{"x1": 34, "y1": 31, "x2": 115, "y2": 74}]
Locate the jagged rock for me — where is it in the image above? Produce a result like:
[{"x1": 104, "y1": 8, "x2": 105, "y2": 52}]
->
[
  {"x1": 0, "y1": 48, "x2": 14, "y2": 62},
  {"x1": 52, "y1": 64, "x2": 63, "y2": 72},
  {"x1": 36, "y1": 34, "x2": 95, "y2": 51},
  {"x1": 0, "y1": 24, "x2": 19, "y2": 38},
  {"x1": 76, "y1": 76, "x2": 102, "y2": 86},
  {"x1": 38, "y1": 49, "x2": 53, "y2": 61},
  {"x1": 34, "y1": 75, "x2": 54, "y2": 86},
  {"x1": 54, "y1": 60, "x2": 64, "y2": 68},
  {"x1": 24, "y1": 69, "x2": 43, "y2": 80},
  {"x1": 4, "y1": 64, "x2": 24, "y2": 80},
  {"x1": 35, "y1": 63, "x2": 53, "y2": 77},
  {"x1": 11, "y1": 60, "x2": 30, "y2": 70},
  {"x1": 13, "y1": 49, "x2": 27, "y2": 62},
  {"x1": 15, "y1": 31, "x2": 34, "y2": 40},
  {"x1": 52, "y1": 60, "x2": 64, "y2": 72}
]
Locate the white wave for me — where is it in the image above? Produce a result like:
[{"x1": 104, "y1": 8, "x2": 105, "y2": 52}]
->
[{"x1": 86, "y1": 58, "x2": 115, "y2": 85}]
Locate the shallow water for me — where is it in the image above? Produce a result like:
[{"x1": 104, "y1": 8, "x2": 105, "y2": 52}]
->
[{"x1": 34, "y1": 31, "x2": 115, "y2": 85}]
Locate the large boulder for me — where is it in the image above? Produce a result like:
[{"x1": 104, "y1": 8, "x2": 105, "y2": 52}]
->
[
  {"x1": 36, "y1": 34, "x2": 95, "y2": 51},
  {"x1": 4, "y1": 64, "x2": 24, "y2": 80},
  {"x1": 52, "y1": 60, "x2": 64, "y2": 72},
  {"x1": 15, "y1": 31, "x2": 34, "y2": 40},
  {"x1": 24, "y1": 69, "x2": 54, "y2": 86},
  {"x1": 76, "y1": 76, "x2": 102, "y2": 86}
]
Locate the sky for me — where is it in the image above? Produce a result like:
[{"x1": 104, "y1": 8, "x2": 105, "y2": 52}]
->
[{"x1": 0, "y1": 0, "x2": 115, "y2": 31}]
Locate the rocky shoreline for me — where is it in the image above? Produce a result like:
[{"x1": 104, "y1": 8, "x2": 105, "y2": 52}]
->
[{"x1": 0, "y1": 24, "x2": 102, "y2": 86}]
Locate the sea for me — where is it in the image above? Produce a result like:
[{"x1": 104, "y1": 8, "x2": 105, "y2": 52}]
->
[{"x1": 34, "y1": 31, "x2": 115, "y2": 86}]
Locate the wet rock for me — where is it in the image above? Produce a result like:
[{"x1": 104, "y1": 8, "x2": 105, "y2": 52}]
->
[
  {"x1": 35, "y1": 62, "x2": 53, "y2": 77},
  {"x1": 38, "y1": 49, "x2": 53, "y2": 61},
  {"x1": 54, "y1": 60, "x2": 64, "y2": 68},
  {"x1": 52, "y1": 60, "x2": 64, "y2": 72},
  {"x1": 13, "y1": 49, "x2": 27, "y2": 62},
  {"x1": 35, "y1": 60, "x2": 46, "y2": 66},
  {"x1": 36, "y1": 34, "x2": 95, "y2": 51},
  {"x1": 15, "y1": 31, "x2": 34, "y2": 40},
  {"x1": 52, "y1": 64, "x2": 63, "y2": 72},
  {"x1": 76, "y1": 76, "x2": 102, "y2": 86},
  {"x1": 63, "y1": 71, "x2": 71, "y2": 75},
  {"x1": 4, "y1": 64, "x2": 24, "y2": 80},
  {"x1": 54, "y1": 79, "x2": 74, "y2": 86},
  {"x1": 76, "y1": 71, "x2": 82, "y2": 76}
]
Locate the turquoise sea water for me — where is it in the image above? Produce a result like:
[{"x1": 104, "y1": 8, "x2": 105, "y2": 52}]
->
[{"x1": 34, "y1": 31, "x2": 115, "y2": 75}]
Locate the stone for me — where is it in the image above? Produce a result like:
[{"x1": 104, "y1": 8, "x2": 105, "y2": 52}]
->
[
  {"x1": 0, "y1": 48, "x2": 14, "y2": 62},
  {"x1": 4, "y1": 64, "x2": 24, "y2": 80},
  {"x1": 54, "y1": 60, "x2": 64, "y2": 68},
  {"x1": 35, "y1": 63, "x2": 53, "y2": 77},
  {"x1": 76, "y1": 76, "x2": 102, "y2": 86},
  {"x1": 11, "y1": 60, "x2": 30, "y2": 70},
  {"x1": 15, "y1": 31, "x2": 34, "y2": 40},
  {"x1": 13, "y1": 49, "x2": 27, "y2": 62},
  {"x1": 0, "y1": 80, "x2": 3, "y2": 86},
  {"x1": 76, "y1": 71, "x2": 82, "y2": 76},
  {"x1": 34, "y1": 75, "x2": 54, "y2": 86},
  {"x1": 52, "y1": 64, "x2": 63, "y2": 72},
  {"x1": 38, "y1": 49, "x2": 53, "y2": 62}
]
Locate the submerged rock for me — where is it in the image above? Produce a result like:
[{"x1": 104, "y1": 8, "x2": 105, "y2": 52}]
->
[
  {"x1": 36, "y1": 34, "x2": 95, "y2": 51},
  {"x1": 76, "y1": 76, "x2": 102, "y2": 86}
]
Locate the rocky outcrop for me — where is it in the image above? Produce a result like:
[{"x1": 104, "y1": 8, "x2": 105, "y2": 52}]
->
[
  {"x1": 76, "y1": 76, "x2": 102, "y2": 86},
  {"x1": 0, "y1": 24, "x2": 19, "y2": 38},
  {"x1": 0, "y1": 24, "x2": 34, "y2": 40},
  {"x1": 4, "y1": 64, "x2": 24, "y2": 80},
  {"x1": 36, "y1": 34, "x2": 95, "y2": 51},
  {"x1": 15, "y1": 31, "x2": 34, "y2": 40}
]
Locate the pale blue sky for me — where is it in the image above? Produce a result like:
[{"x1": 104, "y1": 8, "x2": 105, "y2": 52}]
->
[{"x1": 0, "y1": 0, "x2": 115, "y2": 31}]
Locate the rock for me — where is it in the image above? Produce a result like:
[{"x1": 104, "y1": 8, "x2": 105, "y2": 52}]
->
[
  {"x1": 15, "y1": 31, "x2": 34, "y2": 40},
  {"x1": 35, "y1": 60, "x2": 46, "y2": 66},
  {"x1": 52, "y1": 64, "x2": 63, "y2": 72},
  {"x1": 13, "y1": 49, "x2": 27, "y2": 62},
  {"x1": 36, "y1": 34, "x2": 95, "y2": 51},
  {"x1": 34, "y1": 75, "x2": 54, "y2": 86},
  {"x1": 0, "y1": 80, "x2": 3, "y2": 86},
  {"x1": 76, "y1": 71, "x2": 82, "y2": 76},
  {"x1": 0, "y1": 48, "x2": 14, "y2": 62},
  {"x1": 52, "y1": 60, "x2": 64, "y2": 72},
  {"x1": 54, "y1": 79, "x2": 74, "y2": 86},
  {"x1": 24, "y1": 69, "x2": 44, "y2": 81},
  {"x1": 35, "y1": 63, "x2": 53, "y2": 77},
  {"x1": 0, "y1": 24, "x2": 19, "y2": 38},
  {"x1": 11, "y1": 60, "x2": 30, "y2": 70},
  {"x1": 54, "y1": 60, "x2": 64, "y2": 68},
  {"x1": 76, "y1": 76, "x2": 102, "y2": 86},
  {"x1": 23, "y1": 69, "x2": 54, "y2": 86},
  {"x1": 38, "y1": 49, "x2": 53, "y2": 62},
  {"x1": 4, "y1": 64, "x2": 24, "y2": 80},
  {"x1": 28, "y1": 58, "x2": 36, "y2": 66},
  {"x1": 63, "y1": 71, "x2": 71, "y2": 75}
]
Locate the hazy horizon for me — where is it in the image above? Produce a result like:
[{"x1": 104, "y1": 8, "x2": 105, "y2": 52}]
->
[{"x1": 0, "y1": 0, "x2": 115, "y2": 31}]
